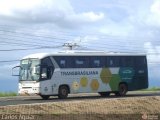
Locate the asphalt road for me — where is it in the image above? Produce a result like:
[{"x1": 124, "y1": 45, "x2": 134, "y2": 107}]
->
[{"x1": 0, "y1": 91, "x2": 160, "y2": 106}]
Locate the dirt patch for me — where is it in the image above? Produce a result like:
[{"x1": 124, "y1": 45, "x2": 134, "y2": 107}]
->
[{"x1": 0, "y1": 96, "x2": 160, "y2": 120}]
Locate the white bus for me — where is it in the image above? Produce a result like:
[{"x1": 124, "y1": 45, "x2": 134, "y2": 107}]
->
[{"x1": 13, "y1": 51, "x2": 148, "y2": 99}]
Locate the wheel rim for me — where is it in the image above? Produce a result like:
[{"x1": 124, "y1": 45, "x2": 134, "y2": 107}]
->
[
  {"x1": 120, "y1": 85, "x2": 126, "y2": 95},
  {"x1": 61, "y1": 89, "x2": 67, "y2": 96}
]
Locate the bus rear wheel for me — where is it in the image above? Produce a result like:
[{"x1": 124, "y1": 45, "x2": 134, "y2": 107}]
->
[
  {"x1": 40, "y1": 95, "x2": 50, "y2": 100},
  {"x1": 99, "y1": 92, "x2": 110, "y2": 97},
  {"x1": 58, "y1": 86, "x2": 69, "y2": 99},
  {"x1": 116, "y1": 83, "x2": 128, "y2": 96}
]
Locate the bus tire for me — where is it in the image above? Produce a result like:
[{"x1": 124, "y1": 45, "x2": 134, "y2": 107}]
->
[
  {"x1": 99, "y1": 92, "x2": 110, "y2": 97},
  {"x1": 58, "y1": 86, "x2": 69, "y2": 99},
  {"x1": 40, "y1": 95, "x2": 50, "y2": 100},
  {"x1": 116, "y1": 83, "x2": 128, "y2": 96}
]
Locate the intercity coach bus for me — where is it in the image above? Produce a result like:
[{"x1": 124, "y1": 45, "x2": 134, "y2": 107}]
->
[{"x1": 12, "y1": 51, "x2": 148, "y2": 99}]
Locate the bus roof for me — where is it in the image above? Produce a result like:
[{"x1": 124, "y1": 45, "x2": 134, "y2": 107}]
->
[{"x1": 22, "y1": 50, "x2": 146, "y2": 59}]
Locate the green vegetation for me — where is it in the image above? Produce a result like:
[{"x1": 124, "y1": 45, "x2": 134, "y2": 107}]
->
[
  {"x1": 0, "y1": 92, "x2": 17, "y2": 97},
  {"x1": 141, "y1": 87, "x2": 160, "y2": 91}
]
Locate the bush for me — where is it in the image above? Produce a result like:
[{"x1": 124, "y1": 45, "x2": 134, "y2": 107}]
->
[{"x1": 0, "y1": 92, "x2": 17, "y2": 97}]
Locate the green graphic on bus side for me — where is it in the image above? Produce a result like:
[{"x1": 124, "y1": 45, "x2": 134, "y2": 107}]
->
[
  {"x1": 119, "y1": 67, "x2": 135, "y2": 82},
  {"x1": 109, "y1": 74, "x2": 121, "y2": 91}
]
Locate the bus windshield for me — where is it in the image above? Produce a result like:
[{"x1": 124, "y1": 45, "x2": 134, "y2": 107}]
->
[{"x1": 19, "y1": 59, "x2": 40, "y2": 81}]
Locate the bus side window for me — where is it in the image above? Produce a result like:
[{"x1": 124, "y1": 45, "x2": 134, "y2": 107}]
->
[
  {"x1": 94, "y1": 60, "x2": 100, "y2": 67},
  {"x1": 60, "y1": 60, "x2": 66, "y2": 68},
  {"x1": 107, "y1": 56, "x2": 120, "y2": 67},
  {"x1": 135, "y1": 56, "x2": 146, "y2": 67},
  {"x1": 54, "y1": 56, "x2": 67, "y2": 68},
  {"x1": 74, "y1": 57, "x2": 89, "y2": 68},
  {"x1": 120, "y1": 56, "x2": 134, "y2": 67},
  {"x1": 90, "y1": 56, "x2": 105, "y2": 68},
  {"x1": 108, "y1": 59, "x2": 113, "y2": 66}
]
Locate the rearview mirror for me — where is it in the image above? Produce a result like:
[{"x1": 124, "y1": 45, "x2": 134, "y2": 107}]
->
[{"x1": 12, "y1": 66, "x2": 21, "y2": 76}]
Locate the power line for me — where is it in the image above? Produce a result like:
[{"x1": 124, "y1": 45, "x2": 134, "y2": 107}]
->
[
  {"x1": 0, "y1": 60, "x2": 19, "y2": 63},
  {"x1": 0, "y1": 24, "x2": 157, "y2": 42},
  {"x1": 0, "y1": 36, "x2": 54, "y2": 47},
  {"x1": 0, "y1": 29, "x2": 74, "y2": 43},
  {"x1": 0, "y1": 33, "x2": 149, "y2": 51},
  {"x1": 0, "y1": 45, "x2": 62, "y2": 51},
  {"x1": 0, "y1": 24, "x2": 79, "y2": 38},
  {"x1": 1, "y1": 25, "x2": 159, "y2": 44},
  {"x1": 0, "y1": 37, "x2": 158, "y2": 55},
  {"x1": 0, "y1": 27, "x2": 159, "y2": 54},
  {"x1": 0, "y1": 35, "x2": 67, "y2": 49},
  {"x1": 1, "y1": 24, "x2": 160, "y2": 51},
  {"x1": 0, "y1": 37, "x2": 59, "y2": 47},
  {"x1": 0, "y1": 32, "x2": 68, "y2": 45},
  {"x1": 1, "y1": 26, "x2": 159, "y2": 45},
  {"x1": 0, "y1": 43, "x2": 159, "y2": 55},
  {"x1": 0, "y1": 27, "x2": 159, "y2": 49}
]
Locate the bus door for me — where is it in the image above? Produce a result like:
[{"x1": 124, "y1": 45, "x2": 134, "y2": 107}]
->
[{"x1": 40, "y1": 57, "x2": 54, "y2": 95}]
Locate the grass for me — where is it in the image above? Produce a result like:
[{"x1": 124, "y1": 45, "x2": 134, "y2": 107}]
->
[{"x1": 0, "y1": 92, "x2": 17, "y2": 97}]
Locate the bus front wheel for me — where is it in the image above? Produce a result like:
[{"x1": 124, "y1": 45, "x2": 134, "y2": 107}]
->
[
  {"x1": 116, "y1": 83, "x2": 128, "y2": 96},
  {"x1": 58, "y1": 86, "x2": 69, "y2": 99}
]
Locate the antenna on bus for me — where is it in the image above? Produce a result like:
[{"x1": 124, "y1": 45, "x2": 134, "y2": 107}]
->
[{"x1": 63, "y1": 43, "x2": 79, "y2": 50}]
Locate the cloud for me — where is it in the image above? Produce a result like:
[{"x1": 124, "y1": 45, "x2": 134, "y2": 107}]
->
[
  {"x1": 144, "y1": 42, "x2": 160, "y2": 63},
  {"x1": 73, "y1": 12, "x2": 104, "y2": 22},
  {"x1": 0, "y1": 0, "x2": 104, "y2": 28},
  {"x1": 0, "y1": 0, "x2": 74, "y2": 19},
  {"x1": 99, "y1": 22, "x2": 133, "y2": 36},
  {"x1": 147, "y1": 0, "x2": 160, "y2": 26},
  {"x1": 95, "y1": 0, "x2": 159, "y2": 38}
]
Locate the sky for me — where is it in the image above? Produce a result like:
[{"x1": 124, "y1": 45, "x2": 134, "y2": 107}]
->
[{"x1": 0, "y1": 0, "x2": 160, "y2": 92}]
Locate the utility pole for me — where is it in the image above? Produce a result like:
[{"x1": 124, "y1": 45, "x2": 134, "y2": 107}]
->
[{"x1": 63, "y1": 43, "x2": 79, "y2": 50}]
